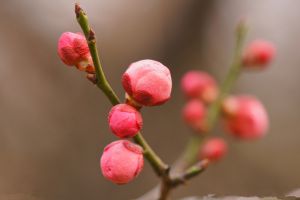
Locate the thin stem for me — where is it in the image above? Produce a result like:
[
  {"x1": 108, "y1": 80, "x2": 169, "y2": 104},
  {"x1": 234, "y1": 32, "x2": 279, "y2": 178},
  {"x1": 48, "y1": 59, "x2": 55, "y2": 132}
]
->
[
  {"x1": 171, "y1": 136, "x2": 203, "y2": 174},
  {"x1": 171, "y1": 159, "x2": 209, "y2": 188},
  {"x1": 206, "y1": 21, "x2": 248, "y2": 131},
  {"x1": 75, "y1": 4, "x2": 120, "y2": 105},
  {"x1": 75, "y1": 3, "x2": 168, "y2": 177},
  {"x1": 133, "y1": 133, "x2": 169, "y2": 176}
]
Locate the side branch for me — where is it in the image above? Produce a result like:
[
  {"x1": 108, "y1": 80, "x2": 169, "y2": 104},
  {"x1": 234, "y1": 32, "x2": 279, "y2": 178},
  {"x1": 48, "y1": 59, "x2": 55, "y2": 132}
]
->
[
  {"x1": 170, "y1": 159, "x2": 210, "y2": 188},
  {"x1": 144, "y1": 21, "x2": 248, "y2": 200},
  {"x1": 205, "y1": 21, "x2": 248, "y2": 131},
  {"x1": 174, "y1": 21, "x2": 248, "y2": 172},
  {"x1": 158, "y1": 159, "x2": 210, "y2": 200}
]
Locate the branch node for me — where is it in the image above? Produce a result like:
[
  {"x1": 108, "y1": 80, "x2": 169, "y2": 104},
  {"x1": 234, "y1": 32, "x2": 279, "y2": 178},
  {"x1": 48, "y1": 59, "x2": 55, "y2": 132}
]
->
[
  {"x1": 88, "y1": 29, "x2": 96, "y2": 42},
  {"x1": 165, "y1": 165, "x2": 171, "y2": 175},
  {"x1": 199, "y1": 158, "x2": 210, "y2": 169},
  {"x1": 86, "y1": 73, "x2": 97, "y2": 84}
]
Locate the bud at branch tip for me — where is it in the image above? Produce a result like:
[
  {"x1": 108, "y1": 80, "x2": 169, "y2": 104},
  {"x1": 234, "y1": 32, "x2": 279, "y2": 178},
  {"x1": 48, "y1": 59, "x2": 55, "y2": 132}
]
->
[{"x1": 75, "y1": 3, "x2": 84, "y2": 18}]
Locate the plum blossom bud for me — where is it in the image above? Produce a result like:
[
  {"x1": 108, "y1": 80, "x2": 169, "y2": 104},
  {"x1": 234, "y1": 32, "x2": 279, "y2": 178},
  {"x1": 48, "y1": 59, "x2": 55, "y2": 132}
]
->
[
  {"x1": 222, "y1": 95, "x2": 269, "y2": 139},
  {"x1": 122, "y1": 59, "x2": 172, "y2": 106},
  {"x1": 108, "y1": 104, "x2": 143, "y2": 138},
  {"x1": 181, "y1": 71, "x2": 218, "y2": 104},
  {"x1": 182, "y1": 100, "x2": 207, "y2": 132},
  {"x1": 100, "y1": 140, "x2": 144, "y2": 184},
  {"x1": 243, "y1": 40, "x2": 276, "y2": 68},
  {"x1": 58, "y1": 32, "x2": 94, "y2": 72},
  {"x1": 200, "y1": 137, "x2": 227, "y2": 162}
]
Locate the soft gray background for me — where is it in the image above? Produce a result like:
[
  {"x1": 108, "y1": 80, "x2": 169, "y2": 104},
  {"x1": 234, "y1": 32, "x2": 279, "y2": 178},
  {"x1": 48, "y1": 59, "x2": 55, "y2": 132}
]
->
[{"x1": 0, "y1": 0, "x2": 299, "y2": 199}]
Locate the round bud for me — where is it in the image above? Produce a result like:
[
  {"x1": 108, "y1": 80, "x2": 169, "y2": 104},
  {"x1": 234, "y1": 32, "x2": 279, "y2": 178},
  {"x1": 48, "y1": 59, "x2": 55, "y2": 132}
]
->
[
  {"x1": 122, "y1": 59, "x2": 172, "y2": 106},
  {"x1": 58, "y1": 32, "x2": 93, "y2": 71},
  {"x1": 243, "y1": 40, "x2": 276, "y2": 68},
  {"x1": 100, "y1": 140, "x2": 144, "y2": 185},
  {"x1": 181, "y1": 71, "x2": 218, "y2": 104},
  {"x1": 222, "y1": 95, "x2": 269, "y2": 139},
  {"x1": 108, "y1": 104, "x2": 143, "y2": 138},
  {"x1": 182, "y1": 100, "x2": 207, "y2": 132},
  {"x1": 200, "y1": 137, "x2": 227, "y2": 162}
]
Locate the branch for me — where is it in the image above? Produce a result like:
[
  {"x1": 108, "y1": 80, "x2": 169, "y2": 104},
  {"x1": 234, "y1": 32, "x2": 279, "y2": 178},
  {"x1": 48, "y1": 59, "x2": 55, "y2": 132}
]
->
[
  {"x1": 171, "y1": 136, "x2": 204, "y2": 175},
  {"x1": 205, "y1": 20, "x2": 248, "y2": 131},
  {"x1": 75, "y1": 4, "x2": 120, "y2": 105},
  {"x1": 177, "y1": 20, "x2": 248, "y2": 171},
  {"x1": 179, "y1": 21, "x2": 248, "y2": 171},
  {"x1": 75, "y1": 3, "x2": 169, "y2": 177},
  {"x1": 139, "y1": 21, "x2": 248, "y2": 200}
]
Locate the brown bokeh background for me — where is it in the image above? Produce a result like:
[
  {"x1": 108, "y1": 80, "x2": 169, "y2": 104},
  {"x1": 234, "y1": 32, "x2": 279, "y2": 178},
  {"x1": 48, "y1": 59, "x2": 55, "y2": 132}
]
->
[{"x1": 0, "y1": 0, "x2": 299, "y2": 199}]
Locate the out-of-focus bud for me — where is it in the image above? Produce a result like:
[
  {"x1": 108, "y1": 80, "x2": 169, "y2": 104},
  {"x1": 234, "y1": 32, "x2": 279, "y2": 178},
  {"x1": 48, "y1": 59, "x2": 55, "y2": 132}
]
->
[
  {"x1": 58, "y1": 32, "x2": 94, "y2": 72},
  {"x1": 222, "y1": 95, "x2": 269, "y2": 139},
  {"x1": 100, "y1": 140, "x2": 144, "y2": 185},
  {"x1": 242, "y1": 40, "x2": 275, "y2": 68},
  {"x1": 122, "y1": 59, "x2": 172, "y2": 106},
  {"x1": 108, "y1": 104, "x2": 142, "y2": 138},
  {"x1": 182, "y1": 99, "x2": 207, "y2": 132},
  {"x1": 199, "y1": 137, "x2": 227, "y2": 162},
  {"x1": 181, "y1": 71, "x2": 218, "y2": 104}
]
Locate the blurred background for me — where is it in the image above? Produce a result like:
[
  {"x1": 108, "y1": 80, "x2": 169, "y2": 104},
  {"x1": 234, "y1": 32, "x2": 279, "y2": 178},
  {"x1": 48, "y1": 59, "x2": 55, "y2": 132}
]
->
[{"x1": 0, "y1": 0, "x2": 299, "y2": 199}]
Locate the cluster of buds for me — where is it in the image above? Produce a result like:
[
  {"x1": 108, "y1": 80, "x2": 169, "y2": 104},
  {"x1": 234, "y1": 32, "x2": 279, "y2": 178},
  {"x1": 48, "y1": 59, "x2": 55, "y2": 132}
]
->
[
  {"x1": 181, "y1": 71, "x2": 218, "y2": 132},
  {"x1": 59, "y1": 25, "x2": 173, "y2": 185},
  {"x1": 58, "y1": 5, "x2": 278, "y2": 199},
  {"x1": 58, "y1": 43, "x2": 173, "y2": 184},
  {"x1": 102, "y1": 59, "x2": 171, "y2": 184},
  {"x1": 58, "y1": 7, "x2": 275, "y2": 191},
  {"x1": 58, "y1": 39, "x2": 173, "y2": 182},
  {"x1": 181, "y1": 39, "x2": 275, "y2": 163},
  {"x1": 100, "y1": 60, "x2": 172, "y2": 184},
  {"x1": 221, "y1": 39, "x2": 275, "y2": 139},
  {"x1": 181, "y1": 70, "x2": 227, "y2": 163}
]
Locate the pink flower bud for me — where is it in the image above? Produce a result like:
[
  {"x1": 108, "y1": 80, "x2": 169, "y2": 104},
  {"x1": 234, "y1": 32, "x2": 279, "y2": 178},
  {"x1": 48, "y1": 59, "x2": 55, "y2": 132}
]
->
[
  {"x1": 100, "y1": 140, "x2": 144, "y2": 185},
  {"x1": 58, "y1": 32, "x2": 93, "y2": 70},
  {"x1": 181, "y1": 71, "x2": 218, "y2": 104},
  {"x1": 108, "y1": 104, "x2": 143, "y2": 138},
  {"x1": 200, "y1": 137, "x2": 227, "y2": 162},
  {"x1": 182, "y1": 100, "x2": 207, "y2": 132},
  {"x1": 122, "y1": 59, "x2": 172, "y2": 106},
  {"x1": 243, "y1": 40, "x2": 276, "y2": 68},
  {"x1": 222, "y1": 95, "x2": 269, "y2": 139}
]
